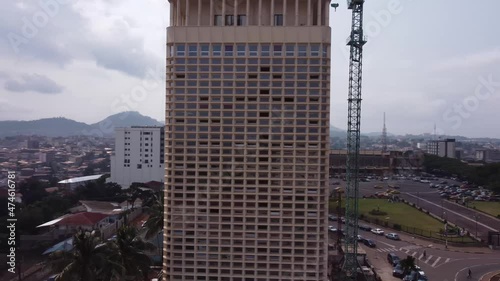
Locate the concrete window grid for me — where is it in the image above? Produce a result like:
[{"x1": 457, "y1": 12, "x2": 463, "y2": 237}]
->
[
  {"x1": 165, "y1": 47, "x2": 329, "y2": 279},
  {"x1": 165, "y1": 2, "x2": 330, "y2": 279}
]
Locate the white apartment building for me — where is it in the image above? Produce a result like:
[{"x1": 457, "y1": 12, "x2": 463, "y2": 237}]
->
[
  {"x1": 110, "y1": 126, "x2": 165, "y2": 188},
  {"x1": 164, "y1": 0, "x2": 331, "y2": 280}
]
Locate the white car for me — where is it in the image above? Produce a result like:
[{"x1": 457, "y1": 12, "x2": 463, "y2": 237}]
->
[{"x1": 371, "y1": 228, "x2": 384, "y2": 235}]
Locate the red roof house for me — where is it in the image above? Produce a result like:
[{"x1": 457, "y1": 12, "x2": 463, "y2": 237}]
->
[{"x1": 56, "y1": 212, "x2": 109, "y2": 227}]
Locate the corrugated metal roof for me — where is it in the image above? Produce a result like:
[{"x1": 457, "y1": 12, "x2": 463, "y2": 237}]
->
[
  {"x1": 36, "y1": 214, "x2": 71, "y2": 228},
  {"x1": 58, "y1": 174, "x2": 104, "y2": 184}
]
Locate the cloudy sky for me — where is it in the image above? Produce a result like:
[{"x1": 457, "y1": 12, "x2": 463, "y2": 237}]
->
[{"x1": 1, "y1": 0, "x2": 499, "y2": 138}]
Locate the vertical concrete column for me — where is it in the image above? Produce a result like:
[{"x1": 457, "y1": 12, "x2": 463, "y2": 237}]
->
[
  {"x1": 186, "y1": 0, "x2": 190, "y2": 26},
  {"x1": 317, "y1": 0, "x2": 322, "y2": 26},
  {"x1": 307, "y1": 0, "x2": 311, "y2": 26},
  {"x1": 295, "y1": 0, "x2": 299, "y2": 26},
  {"x1": 325, "y1": 0, "x2": 329, "y2": 26},
  {"x1": 198, "y1": 0, "x2": 202, "y2": 26},
  {"x1": 271, "y1": 0, "x2": 275, "y2": 25},
  {"x1": 246, "y1": 0, "x2": 250, "y2": 25},
  {"x1": 258, "y1": 0, "x2": 262, "y2": 26},
  {"x1": 234, "y1": 0, "x2": 238, "y2": 25},
  {"x1": 176, "y1": 0, "x2": 181, "y2": 26},
  {"x1": 283, "y1": 0, "x2": 287, "y2": 26},
  {"x1": 222, "y1": 0, "x2": 226, "y2": 26},
  {"x1": 170, "y1": 1, "x2": 174, "y2": 26},
  {"x1": 210, "y1": 0, "x2": 214, "y2": 26}
]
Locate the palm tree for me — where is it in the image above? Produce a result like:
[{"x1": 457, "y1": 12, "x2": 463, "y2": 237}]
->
[
  {"x1": 143, "y1": 192, "x2": 164, "y2": 265},
  {"x1": 143, "y1": 193, "x2": 164, "y2": 240},
  {"x1": 49, "y1": 230, "x2": 118, "y2": 281},
  {"x1": 399, "y1": 255, "x2": 417, "y2": 276},
  {"x1": 108, "y1": 225, "x2": 156, "y2": 281}
]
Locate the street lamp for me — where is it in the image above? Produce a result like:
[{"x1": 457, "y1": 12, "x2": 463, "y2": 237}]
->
[
  {"x1": 441, "y1": 199, "x2": 444, "y2": 219},
  {"x1": 443, "y1": 212, "x2": 448, "y2": 249},
  {"x1": 474, "y1": 215, "x2": 478, "y2": 238},
  {"x1": 444, "y1": 221, "x2": 448, "y2": 249}
]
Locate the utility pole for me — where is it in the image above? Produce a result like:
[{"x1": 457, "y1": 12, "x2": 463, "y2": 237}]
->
[
  {"x1": 441, "y1": 200, "x2": 444, "y2": 219},
  {"x1": 444, "y1": 219, "x2": 448, "y2": 249},
  {"x1": 474, "y1": 215, "x2": 478, "y2": 238},
  {"x1": 335, "y1": 187, "x2": 344, "y2": 248}
]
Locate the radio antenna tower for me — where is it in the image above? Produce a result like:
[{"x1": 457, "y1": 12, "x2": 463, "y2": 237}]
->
[{"x1": 382, "y1": 112, "x2": 387, "y2": 152}]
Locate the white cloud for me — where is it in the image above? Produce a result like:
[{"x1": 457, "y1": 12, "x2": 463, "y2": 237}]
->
[
  {"x1": 432, "y1": 49, "x2": 500, "y2": 72},
  {"x1": 5, "y1": 73, "x2": 63, "y2": 94}
]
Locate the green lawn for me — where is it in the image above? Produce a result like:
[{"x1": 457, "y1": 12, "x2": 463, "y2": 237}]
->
[
  {"x1": 330, "y1": 198, "x2": 476, "y2": 243},
  {"x1": 467, "y1": 201, "x2": 500, "y2": 218},
  {"x1": 357, "y1": 199, "x2": 445, "y2": 232}
]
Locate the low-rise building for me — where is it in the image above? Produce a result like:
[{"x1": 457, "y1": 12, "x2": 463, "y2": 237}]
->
[{"x1": 475, "y1": 149, "x2": 500, "y2": 163}]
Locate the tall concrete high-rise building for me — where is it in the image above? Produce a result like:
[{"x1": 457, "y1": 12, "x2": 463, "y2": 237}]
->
[{"x1": 164, "y1": 1, "x2": 331, "y2": 280}]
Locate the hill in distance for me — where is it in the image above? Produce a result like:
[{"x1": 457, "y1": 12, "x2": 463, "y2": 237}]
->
[
  {"x1": 0, "y1": 111, "x2": 163, "y2": 138},
  {"x1": 329, "y1": 126, "x2": 395, "y2": 138}
]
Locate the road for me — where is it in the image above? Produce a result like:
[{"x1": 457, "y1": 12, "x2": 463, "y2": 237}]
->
[
  {"x1": 402, "y1": 190, "x2": 500, "y2": 243},
  {"x1": 341, "y1": 222, "x2": 500, "y2": 281},
  {"x1": 330, "y1": 177, "x2": 500, "y2": 243},
  {"x1": 329, "y1": 177, "x2": 500, "y2": 279}
]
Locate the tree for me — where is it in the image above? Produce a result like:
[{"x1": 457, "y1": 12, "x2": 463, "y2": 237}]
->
[
  {"x1": 107, "y1": 226, "x2": 156, "y2": 281},
  {"x1": 143, "y1": 193, "x2": 164, "y2": 264},
  {"x1": 74, "y1": 181, "x2": 126, "y2": 202},
  {"x1": 144, "y1": 193, "x2": 164, "y2": 240},
  {"x1": 399, "y1": 255, "x2": 417, "y2": 275},
  {"x1": 49, "y1": 230, "x2": 116, "y2": 281},
  {"x1": 83, "y1": 166, "x2": 94, "y2": 176},
  {"x1": 17, "y1": 205, "x2": 45, "y2": 234},
  {"x1": 19, "y1": 178, "x2": 49, "y2": 205}
]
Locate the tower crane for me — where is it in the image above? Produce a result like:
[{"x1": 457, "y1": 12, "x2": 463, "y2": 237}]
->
[{"x1": 332, "y1": 0, "x2": 367, "y2": 279}]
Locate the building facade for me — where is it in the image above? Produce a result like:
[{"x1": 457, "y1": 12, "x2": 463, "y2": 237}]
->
[
  {"x1": 475, "y1": 149, "x2": 500, "y2": 163},
  {"x1": 164, "y1": 0, "x2": 331, "y2": 280},
  {"x1": 427, "y1": 138, "x2": 456, "y2": 158},
  {"x1": 110, "y1": 126, "x2": 165, "y2": 188}
]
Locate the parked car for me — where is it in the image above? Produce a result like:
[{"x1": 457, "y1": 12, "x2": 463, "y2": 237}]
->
[
  {"x1": 392, "y1": 264, "x2": 405, "y2": 278},
  {"x1": 363, "y1": 239, "x2": 376, "y2": 248},
  {"x1": 417, "y1": 270, "x2": 428, "y2": 281},
  {"x1": 371, "y1": 228, "x2": 384, "y2": 235},
  {"x1": 387, "y1": 253, "x2": 400, "y2": 266},
  {"x1": 403, "y1": 271, "x2": 418, "y2": 281},
  {"x1": 403, "y1": 270, "x2": 427, "y2": 281},
  {"x1": 359, "y1": 225, "x2": 372, "y2": 231},
  {"x1": 386, "y1": 233, "x2": 400, "y2": 240},
  {"x1": 328, "y1": 215, "x2": 338, "y2": 221},
  {"x1": 357, "y1": 235, "x2": 364, "y2": 242}
]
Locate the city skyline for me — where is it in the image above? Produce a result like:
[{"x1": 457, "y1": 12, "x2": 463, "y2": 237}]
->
[{"x1": 1, "y1": 0, "x2": 500, "y2": 138}]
